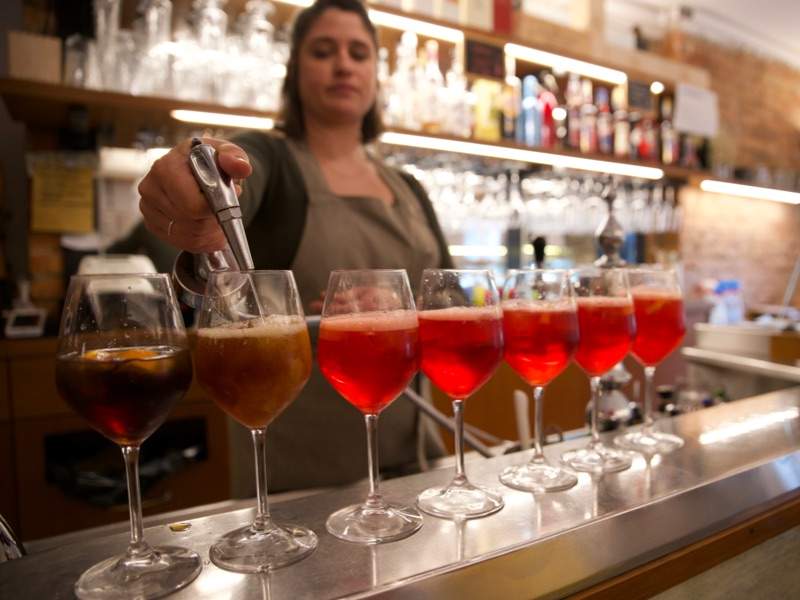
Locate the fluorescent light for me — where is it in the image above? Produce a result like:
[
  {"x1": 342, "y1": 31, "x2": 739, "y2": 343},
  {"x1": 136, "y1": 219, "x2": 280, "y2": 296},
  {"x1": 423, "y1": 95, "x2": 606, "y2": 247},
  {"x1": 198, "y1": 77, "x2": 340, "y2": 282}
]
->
[
  {"x1": 449, "y1": 245, "x2": 508, "y2": 257},
  {"x1": 170, "y1": 110, "x2": 274, "y2": 130},
  {"x1": 380, "y1": 132, "x2": 664, "y2": 179},
  {"x1": 699, "y1": 408, "x2": 799, "y2": 445},
  {"x1": 274, "y1": 2, "x2": 463, "y2": 43},
  {"x1": 650, "y1": 81, "x2": 665, "y2": 95},
  {"x1": 700, "y1": 179, "x2": 800, "y2": 205},
  {"x1": 368, "y1": 10, "x2": 464, "y2": 43},
  {"x1": 505, "y1": 43, "x2": 627, "y2": 85}
]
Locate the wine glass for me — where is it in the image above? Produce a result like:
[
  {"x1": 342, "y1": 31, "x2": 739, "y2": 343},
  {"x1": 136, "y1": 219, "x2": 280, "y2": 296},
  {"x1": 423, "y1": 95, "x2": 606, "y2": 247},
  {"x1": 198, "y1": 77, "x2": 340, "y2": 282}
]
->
[
  {"x1": 416, "y1": 269, "x2": 505, "y2": 519},
  {"x1": 500, "y1": 269, "x2": 580, "y2": 493},
  {"x1": 195, "y1": 270, "x2": 317, "y2": 571},
  {"x1": 615, "y1": 268, "x2": 686, "y2": 454},
  {"x1": 317, "y1": 269, "x2": 423, "y2": 543},
  {"x1": 561, "y1": 267, "x2": 636, "y2": 474},
  {"x1": 55, "y1": 273, "x2": 201, "y2": 599}
]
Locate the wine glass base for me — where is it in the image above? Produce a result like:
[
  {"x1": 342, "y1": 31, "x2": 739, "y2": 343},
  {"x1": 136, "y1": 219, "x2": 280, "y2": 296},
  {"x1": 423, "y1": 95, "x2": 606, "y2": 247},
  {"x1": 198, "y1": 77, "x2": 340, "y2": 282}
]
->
[
  {"x1": 74, "y1": 546, "x2": 202, "y2": 600},
  {"x1": 561, "y1": 443, "x2": 633, "y2": 474},
  {"x1": 500, "y1": 461, "x2": 578, "y2": 493},
  {"x1": 210, "y1": 522, "x2": 317, "y2": 573},
  {"x1": 615, "y1": 430, "x2": 684, "y2": 455},
  {"x1": 417, "y1": 479, "x2": 504, "y2": 519},
  {"x1": 326, "y1": 502, "x2": 423, "y2": 544}
]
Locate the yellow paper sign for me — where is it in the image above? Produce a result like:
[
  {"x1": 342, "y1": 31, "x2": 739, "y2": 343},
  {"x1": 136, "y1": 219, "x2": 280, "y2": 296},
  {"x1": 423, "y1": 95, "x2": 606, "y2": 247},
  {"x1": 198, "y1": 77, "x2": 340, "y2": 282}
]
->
[{"x1": 31, "y1": 164, "x2": 94, "y2": 233}]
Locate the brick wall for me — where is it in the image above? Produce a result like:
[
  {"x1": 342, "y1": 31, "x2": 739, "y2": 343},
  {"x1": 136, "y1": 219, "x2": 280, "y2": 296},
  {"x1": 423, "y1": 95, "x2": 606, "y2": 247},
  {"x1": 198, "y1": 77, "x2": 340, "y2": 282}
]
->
[
  {"x1": 665, "y1": 34, "x2": 800, "y2": 308},
  {"x1": 680, "y1": 187, "x2": 800, "y2": 307},
  {"x1": 664, "y1": 34, "x2": 800, "y2": 177}
]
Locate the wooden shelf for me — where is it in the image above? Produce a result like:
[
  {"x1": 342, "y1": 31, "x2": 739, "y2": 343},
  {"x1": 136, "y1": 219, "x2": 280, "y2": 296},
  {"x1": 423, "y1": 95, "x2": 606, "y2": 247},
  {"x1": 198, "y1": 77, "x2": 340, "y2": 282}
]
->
[{"x1": 0, "y1": 78, "x2": 705, "y2": 180}]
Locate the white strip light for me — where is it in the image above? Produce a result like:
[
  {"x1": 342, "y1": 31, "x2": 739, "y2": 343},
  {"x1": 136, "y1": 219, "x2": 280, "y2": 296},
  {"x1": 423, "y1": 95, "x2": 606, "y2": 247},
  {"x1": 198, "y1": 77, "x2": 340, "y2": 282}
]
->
[
  {"x1": 505, "y1": 43, "x2": 627, "y2": 85},
  {"x1": 700, "y1": 179, "x2": 800, "y2": 205},
  {"x1": 449, "y1": 245, "x2": 508, "y2": 258},
  {"x1": 170, "y1": 110, "x2": 275, "y2": 130},
  {"x1": 381, "y1": 132, "x2": 664, "y2": 179},
  {"x1": 368, "y1": 10, "x2": 464, "y2": 43},
  {"x1": 275, "y1": 1, "x2": 463, "y2": 43}
]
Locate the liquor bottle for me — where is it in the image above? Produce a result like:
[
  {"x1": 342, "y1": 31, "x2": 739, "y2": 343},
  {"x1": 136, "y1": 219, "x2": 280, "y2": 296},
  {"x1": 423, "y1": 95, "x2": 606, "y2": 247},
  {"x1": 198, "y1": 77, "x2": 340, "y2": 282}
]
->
[
  {"x1": 639, "y1": 118, "x2": 656, "y2": 160},
  {"x1": 472, "y1": 78, "x2": 503, "y2": 142},
  {"x1": 579, "y1": 79, "x2": 597, "y2": 154},
  {"x1": 628, "y1": 112, "x2": 642, "y2": 159},
  {"x1": 596, "y1": 87, "x2": 613, "y2": 154},
  {"x1": 444, "y1": 48, "x2": 471, "y2": 138},
  {"x1": 421, "y1": 39, "x2": 445, "y2": 134},
  {"x1": 660, "y1": 96, "x2": 679, "y2": 165},
  {"x1": 612, "y1": 85, "x2": 629, "y2": 158},
  {"x1": 501, "y1": 54, "x2": 521, "y2": 141},
  {"x1": 565, "y1": 73, "x2": 582, "y2": 150},
  {"x1": 391, "y1": 32, "x2": 419, "y2": 130},
  {"x1": 538, "y1": 72, "x2": 559, "y2": 149},
  {"x1": 520, "y1": 74, "x2": 542, "y2": 147}
]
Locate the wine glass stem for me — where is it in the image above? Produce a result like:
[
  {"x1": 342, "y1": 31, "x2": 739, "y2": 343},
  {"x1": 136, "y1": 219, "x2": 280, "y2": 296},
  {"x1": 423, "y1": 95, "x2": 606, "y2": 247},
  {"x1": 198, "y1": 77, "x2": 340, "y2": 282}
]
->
[
  {"x1": 531, "y1": 386, "x2": 545, "y2": 462},
  {"x1": 590, "y1": 377, "x2": 601, "y2": 446},
  {"x1": 364, "y1": 413, "x2": 384, "y2": 509},
  {"x1": 643, "y1": 365, "x2": 657, "y2": 435},
  {"x1": 251, "y1": 428, "x2": 272, "y2": 530},
  {"x1": 453, "y1": 399, "x2": 466, "y2": 484},
  {"x1": 121, "y1": 445, "x2": 149, "y2": 556}
]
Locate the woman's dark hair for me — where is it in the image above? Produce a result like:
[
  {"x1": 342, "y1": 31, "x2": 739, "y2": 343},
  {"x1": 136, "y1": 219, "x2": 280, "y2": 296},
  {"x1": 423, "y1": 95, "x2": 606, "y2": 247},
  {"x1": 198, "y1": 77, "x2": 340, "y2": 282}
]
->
[{"x1": 279, "y1": 0, "x2": 383, "y2": 142}]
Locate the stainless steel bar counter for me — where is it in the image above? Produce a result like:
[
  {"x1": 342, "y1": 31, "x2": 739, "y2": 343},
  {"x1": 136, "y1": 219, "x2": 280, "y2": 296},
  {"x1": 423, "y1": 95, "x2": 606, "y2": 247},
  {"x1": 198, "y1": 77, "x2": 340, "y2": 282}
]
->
[{"x1": 3, "y1": 388, "x2": 800, "y2": 599}]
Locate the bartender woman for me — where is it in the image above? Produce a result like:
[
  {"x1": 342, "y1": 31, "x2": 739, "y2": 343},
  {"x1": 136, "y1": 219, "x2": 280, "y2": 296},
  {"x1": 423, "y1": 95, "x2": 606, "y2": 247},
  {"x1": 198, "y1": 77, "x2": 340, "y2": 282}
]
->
[{"x1": 136, "y1": 0, "x2": 453, "y2": 494}]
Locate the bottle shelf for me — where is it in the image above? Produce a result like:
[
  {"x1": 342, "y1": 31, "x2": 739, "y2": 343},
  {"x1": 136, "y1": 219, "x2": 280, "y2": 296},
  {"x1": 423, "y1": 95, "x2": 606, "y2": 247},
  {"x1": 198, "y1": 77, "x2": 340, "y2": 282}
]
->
[{"x1": 0, "y1": 77, "x2": 703, "y2": 181}]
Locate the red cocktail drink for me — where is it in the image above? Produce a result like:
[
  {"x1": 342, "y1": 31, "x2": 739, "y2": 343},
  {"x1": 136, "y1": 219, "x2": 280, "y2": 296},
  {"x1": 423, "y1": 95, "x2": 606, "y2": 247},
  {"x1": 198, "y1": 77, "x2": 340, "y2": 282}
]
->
[
  {"x1": 631, "y1": 289, "x2": 685, "y2": 366},
  {"x1": 318, "y1": 310, "x2": 419, "y2": 414},
  {"x1": 503, "y1": 301, "x2": 579, "y2": 386},
  {"x1": 418, "y1": 306, "x2": 503, "y2": 399},
  {"x1": 574, "y1": 297, "x2": 635, "y2": 376}
]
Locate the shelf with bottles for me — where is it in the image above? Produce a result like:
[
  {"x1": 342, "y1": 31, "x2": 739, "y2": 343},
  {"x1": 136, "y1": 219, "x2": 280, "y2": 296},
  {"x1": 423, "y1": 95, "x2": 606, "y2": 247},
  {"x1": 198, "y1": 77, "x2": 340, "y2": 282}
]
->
[{"x1": 0, "y1": 76, "x2": 703, "y2": 183}]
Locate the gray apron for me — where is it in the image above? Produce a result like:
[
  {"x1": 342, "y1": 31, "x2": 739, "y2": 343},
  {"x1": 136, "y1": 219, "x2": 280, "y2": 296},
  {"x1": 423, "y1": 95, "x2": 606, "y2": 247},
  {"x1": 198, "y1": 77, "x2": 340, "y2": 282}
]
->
[{"x1": 231, "y1": 140, "x2": 442, "y2": 495}]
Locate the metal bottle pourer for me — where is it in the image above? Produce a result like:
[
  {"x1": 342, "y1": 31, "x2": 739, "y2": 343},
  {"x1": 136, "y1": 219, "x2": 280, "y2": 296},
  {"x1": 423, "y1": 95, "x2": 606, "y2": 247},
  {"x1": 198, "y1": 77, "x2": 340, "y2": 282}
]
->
[
  {"x1": 594, "y1": 178, "x2": 626, "y2": 269},
  {"x1": 173, "y1": 138, "x2": 255, "y2": 308},
  {"x1": 593, "y1": 177, "x2": 632, "y2": 421}
]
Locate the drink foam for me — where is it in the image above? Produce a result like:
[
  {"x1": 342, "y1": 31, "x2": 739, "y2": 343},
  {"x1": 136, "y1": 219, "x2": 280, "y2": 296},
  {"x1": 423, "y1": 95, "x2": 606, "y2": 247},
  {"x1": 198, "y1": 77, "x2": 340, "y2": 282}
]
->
[
  {"x1": 321, "y1": 310, "x2": 418, "y2": 332},
  {"x1": 502, "y1": 299, "x2": 576, "y2": 313},
  {"x1": 418, "y1": 306, "x2": 502, "y2": 321},
  {"x1": 197, "y1": 315, "x2": 307, "y2": 339}
]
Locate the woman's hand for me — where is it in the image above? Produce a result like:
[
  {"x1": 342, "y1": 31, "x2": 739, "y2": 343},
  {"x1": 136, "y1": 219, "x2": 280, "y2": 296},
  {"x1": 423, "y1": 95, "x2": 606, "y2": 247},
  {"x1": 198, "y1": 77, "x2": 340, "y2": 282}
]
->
[{"x1": 138, "y1": 137, "x2": 252, "y2": 253}]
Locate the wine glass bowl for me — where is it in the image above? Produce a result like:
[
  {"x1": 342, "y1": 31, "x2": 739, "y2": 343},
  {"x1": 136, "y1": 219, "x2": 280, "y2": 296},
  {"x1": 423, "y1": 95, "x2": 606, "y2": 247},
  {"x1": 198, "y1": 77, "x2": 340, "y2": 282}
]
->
[
  {"x1": 561, "y1": 267, "x2": 636, "y2": 474},
  {"x1": 56, "y1": 273, "x2": 201, "y2": 599},
  {"x1": 195, "y1": 270, "x2": 316, "y2": 572},
  {"x1": 416, "y1": 269, "x2": 505, "y2": 520},
  {"x1": 500, "y1": 269, "x2": 580, "y2": 493},
  {"x1": 615, "y1": 268, "x2": 686, "y2": 455},
  {"x1": 318, "y1": 270, "x2": 423, "y2": 544}
]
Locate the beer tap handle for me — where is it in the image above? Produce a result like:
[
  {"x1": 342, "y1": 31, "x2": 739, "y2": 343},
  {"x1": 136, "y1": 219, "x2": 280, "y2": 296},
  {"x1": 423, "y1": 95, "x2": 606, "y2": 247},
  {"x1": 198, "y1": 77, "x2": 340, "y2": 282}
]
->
[{"x1": 187, "y1": 138, "x2": 254, "y2": 271}]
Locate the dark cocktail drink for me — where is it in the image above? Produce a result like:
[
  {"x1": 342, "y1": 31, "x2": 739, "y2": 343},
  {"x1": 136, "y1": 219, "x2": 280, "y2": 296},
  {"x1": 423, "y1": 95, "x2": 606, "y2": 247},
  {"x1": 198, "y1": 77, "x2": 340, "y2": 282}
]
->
[
  {"x1": 195, "y1": 316, "x2": 311, "y2": 429},
  {"x1": 318, "y1": 310, "x2": 418, "y2": 414},
  {"x1": 503, "y1": 301, "x2": 579, "y2": 386},
  {"x1": 631, "y1": 289, "x2": 686, "y2": 366},
  {"x1": 56, "y1": 345, "x2": 192, "y2": 446},
  {"x1": 418, "y1": 306, "x2": 503, "y2": 399}
]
